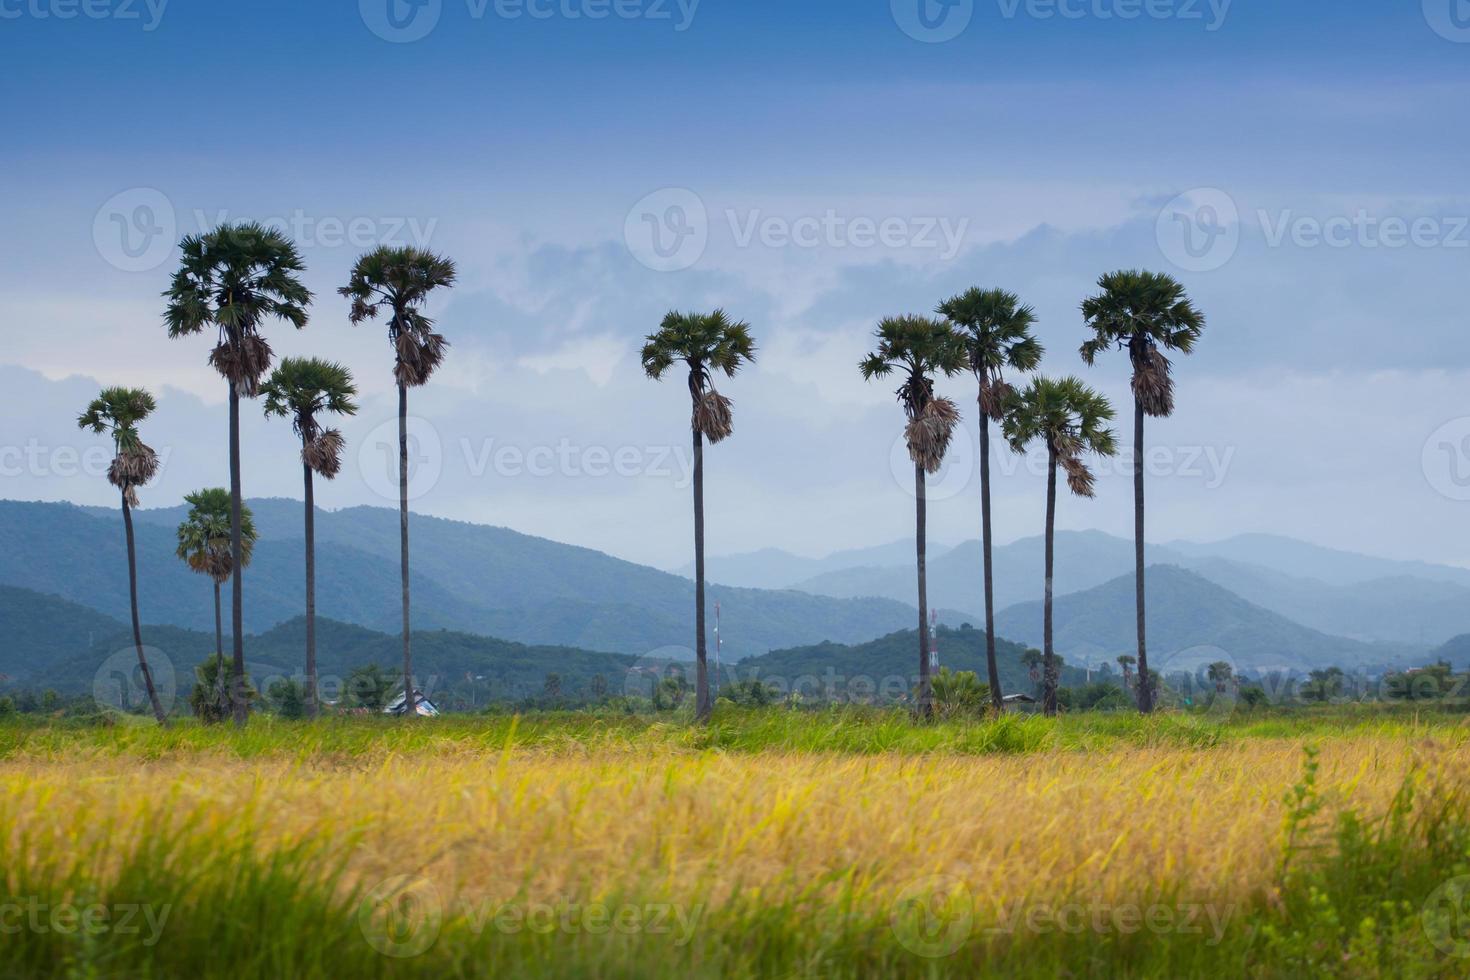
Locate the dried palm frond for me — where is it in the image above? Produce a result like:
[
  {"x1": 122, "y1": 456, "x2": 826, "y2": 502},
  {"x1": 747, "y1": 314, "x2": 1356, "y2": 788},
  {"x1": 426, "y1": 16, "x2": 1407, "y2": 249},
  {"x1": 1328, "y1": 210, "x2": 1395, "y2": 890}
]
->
[
  {"x1": 209, "y1": 336, "x2": 275, "y2": 396},
  {"x1": 394, "y1": 330, "x2": 449, "y2": 387},
  {"x1": 108, "y1": 444, "x2": 160, "y2": 505},
  {"x1": 1131, "y1": 345, "x2": 1175, "y2": 417},
  {"x1": 905, "y1": 396, "x2": 960, "y2": 474},
  {"x1": 693, "y1": 389, "x2": 734, "y2": 443},
  {"x1": 303, "y1": 429, "x2": 346, "y2": 479},
  {"x1": 897, "y1": 374, "x2": 936, "y2": 420},
  {"x1": 979, "y1": 375, "x2": 1013, "y2": 421},
  {"x1": 1060, "y1": 451, "x2": 1097, "y2": 498}
]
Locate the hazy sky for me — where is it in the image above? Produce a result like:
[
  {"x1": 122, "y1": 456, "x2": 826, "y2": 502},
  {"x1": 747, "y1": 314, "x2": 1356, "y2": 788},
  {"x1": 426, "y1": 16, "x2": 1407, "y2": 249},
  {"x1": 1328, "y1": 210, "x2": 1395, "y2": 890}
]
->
[{"x1": 3, "y1": 1, "x2": 1469, "y2": 569}]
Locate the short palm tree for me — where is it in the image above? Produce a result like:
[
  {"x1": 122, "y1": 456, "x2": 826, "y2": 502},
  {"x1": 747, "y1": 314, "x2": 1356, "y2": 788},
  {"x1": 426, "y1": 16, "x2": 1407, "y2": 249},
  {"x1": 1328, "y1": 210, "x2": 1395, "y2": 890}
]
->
[
  {"x1": 1116, "y1": 653, "x2": 1137, "y2": 692},
  {"x1": 165, "y1": 222, "x2": 311, "y2": 726},
  {"x1": 938, "y1": 287, "x2": 1043, "y2": 715},
  {"x1": 340, "y1": 246, "x2": 457, "y2": 718},
  {"x1": 78, "y1": 387, "x2": 168, "y2": 725},
  {"x1": 176, "y1": 488, "x2": 258, "y2": 664},
  {"x1": 1004, "y1": 376, "x2": 1117, "y2": 717},
  {"x1": 861, "y1": 315, "x2": 966, "y2": 719},
  {"x1": 261, "y1": 358, "x2": 359, "y2": 719},
  {"x1": 641, "y1": 310, "x2": 756, "y2": 723},
  {"x1": 176, "y1": 489, "x2": 257, "y2": 718},
  {"x1": 1080, "y1": 270, "x2": 1204, "y2": 713}
]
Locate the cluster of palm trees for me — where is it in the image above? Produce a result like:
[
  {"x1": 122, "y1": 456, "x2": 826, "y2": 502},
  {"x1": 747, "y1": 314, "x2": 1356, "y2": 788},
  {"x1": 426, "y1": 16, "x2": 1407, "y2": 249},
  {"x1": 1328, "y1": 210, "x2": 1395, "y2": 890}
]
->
[
  {"x1": 77, "y1": 214, "x2": 1201, "y2": 730},
  {"x1": 79, "y1": 222, "x2": 456, "y2": 727},
  {"x1": 862, "y1": 271, "x2": 1205, "y2": 718}
]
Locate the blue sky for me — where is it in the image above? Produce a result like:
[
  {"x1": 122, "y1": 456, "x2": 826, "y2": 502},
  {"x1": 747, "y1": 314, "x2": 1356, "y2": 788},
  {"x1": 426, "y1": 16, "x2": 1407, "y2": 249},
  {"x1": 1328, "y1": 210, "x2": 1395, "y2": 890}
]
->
[{"x1": 3, "y1": 1, "x2": 1469, "y2": 569}]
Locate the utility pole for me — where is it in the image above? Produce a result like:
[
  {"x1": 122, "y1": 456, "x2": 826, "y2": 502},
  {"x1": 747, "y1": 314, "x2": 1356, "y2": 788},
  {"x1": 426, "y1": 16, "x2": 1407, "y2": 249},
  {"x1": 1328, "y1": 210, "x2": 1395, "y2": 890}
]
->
[{"x1": 928, "y1": 609, "x2": 938, "y2": 673}]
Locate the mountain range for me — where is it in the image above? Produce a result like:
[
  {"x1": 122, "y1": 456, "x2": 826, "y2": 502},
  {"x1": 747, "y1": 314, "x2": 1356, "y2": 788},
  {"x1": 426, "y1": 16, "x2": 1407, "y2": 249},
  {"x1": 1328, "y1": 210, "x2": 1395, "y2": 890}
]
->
[{"x1": 693, "y1": 530, "x2": 1470, "y2": 647}]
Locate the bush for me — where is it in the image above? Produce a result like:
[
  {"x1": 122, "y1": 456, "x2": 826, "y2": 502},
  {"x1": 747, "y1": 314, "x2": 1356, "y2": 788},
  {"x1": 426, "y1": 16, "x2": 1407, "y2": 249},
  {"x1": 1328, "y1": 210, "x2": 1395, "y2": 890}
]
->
[{"x1": 189, "y1": 653, "x2": 256, "y2": 724}]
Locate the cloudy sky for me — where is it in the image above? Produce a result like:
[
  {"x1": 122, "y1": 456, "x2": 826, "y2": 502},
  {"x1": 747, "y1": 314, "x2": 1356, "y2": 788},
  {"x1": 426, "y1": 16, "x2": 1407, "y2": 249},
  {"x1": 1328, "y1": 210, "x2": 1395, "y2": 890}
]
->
[{"x1": 2, "y1": 0, "x2": 1468, "y2": 570}]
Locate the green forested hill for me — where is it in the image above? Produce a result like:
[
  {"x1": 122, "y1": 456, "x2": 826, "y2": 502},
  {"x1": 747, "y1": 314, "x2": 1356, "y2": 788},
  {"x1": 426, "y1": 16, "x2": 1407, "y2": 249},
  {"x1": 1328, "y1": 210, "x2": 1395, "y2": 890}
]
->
[{"x1": 0, "y1": 499, "x2": 936, "y2": 658}]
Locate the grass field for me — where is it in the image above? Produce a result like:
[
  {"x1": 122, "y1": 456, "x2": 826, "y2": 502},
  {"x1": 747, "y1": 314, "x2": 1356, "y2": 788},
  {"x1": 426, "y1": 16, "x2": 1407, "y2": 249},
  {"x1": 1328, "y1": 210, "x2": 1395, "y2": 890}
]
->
[{"x1": 4, "y1": 707, "x2": 1470, "y2": 977}]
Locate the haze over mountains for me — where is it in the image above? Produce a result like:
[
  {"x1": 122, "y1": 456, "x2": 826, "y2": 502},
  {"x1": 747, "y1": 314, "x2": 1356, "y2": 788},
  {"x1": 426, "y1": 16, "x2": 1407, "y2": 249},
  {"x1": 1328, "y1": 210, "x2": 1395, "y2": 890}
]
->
[{"x1": 689, "y1": 531, "x2": 1470, "y2": 648}]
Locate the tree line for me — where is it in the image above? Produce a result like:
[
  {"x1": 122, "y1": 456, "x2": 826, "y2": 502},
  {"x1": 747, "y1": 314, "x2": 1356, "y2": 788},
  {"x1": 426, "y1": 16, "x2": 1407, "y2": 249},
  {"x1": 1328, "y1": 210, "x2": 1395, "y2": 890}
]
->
[{"x1": 78, "y1": 217, "x2": 1205, "y2": 727}]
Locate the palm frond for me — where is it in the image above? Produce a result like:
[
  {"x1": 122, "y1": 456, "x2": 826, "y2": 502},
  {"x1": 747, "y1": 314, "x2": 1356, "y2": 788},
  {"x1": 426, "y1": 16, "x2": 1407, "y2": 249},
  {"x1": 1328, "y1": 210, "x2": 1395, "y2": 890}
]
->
[
  {"x1": 904, "y1": 396, "x2": 960, "y2": 474},
  {"x1": 693, "y1": 389, "x2": 734, "y2": 443}
]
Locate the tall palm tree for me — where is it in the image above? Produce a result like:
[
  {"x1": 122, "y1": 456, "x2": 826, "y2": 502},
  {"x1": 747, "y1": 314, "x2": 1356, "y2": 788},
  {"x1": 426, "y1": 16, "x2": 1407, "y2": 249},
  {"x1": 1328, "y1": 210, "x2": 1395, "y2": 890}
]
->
[
  {"x1": 340, "y1": 246, "x2": 456, "y2": 718},
  {"x1": 78, "y1": 387, "x2": 168, "y2": 725},
  {"x1": 641, "y1": 309, "x2": 756, "y2": 723},
  {"x1": 1004, "y1": 377, "x2": 1116, "y2": 717},
  {"x1": 176, "y1": 488, "x2": 258, "y2": 667},
  {"x1": 938, "y1": 287, "x2": 1043, "y2": 715},
  {"x1": 1080, "y1": 270, "x2": 1205, "y2": 713},
  {"x1": 861, "y1": 315, "x2": 966, "y2": 719},
  {"x1": 261, "y1": 358, "x2": 359, "y2": 719},
  {"x1": 165, "y1": 222, "x2": 311, "y2": 726}
]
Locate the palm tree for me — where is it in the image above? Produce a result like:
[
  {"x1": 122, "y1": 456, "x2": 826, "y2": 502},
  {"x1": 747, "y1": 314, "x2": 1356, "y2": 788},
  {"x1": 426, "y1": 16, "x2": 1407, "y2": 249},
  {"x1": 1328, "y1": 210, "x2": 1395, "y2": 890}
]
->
[
  {"x1": 861, "y1": 315, "x2": 966, "y2": 719},
  {"x1": 175, "y1": 488, "x2": 258, "y2": 670},
  {"x1": 165, "y1": 222, "x2": 311, "y2": 726},
  {"x1": 1080, "y1": 270, "x2": 1204, "y2": 713},
  {"x1": 641, "y1": 309, "x2": 756, "y2": 723},
  {"x1": 938, "y1": 288, "x2": 1043, "y2": 715},
  {"x1": 261, "y1": 358, "x2": 359, "y2": 719},
  {"x1": 1004, "y1": 377, "x2": 1117, "y2": 717},
  {"x1": 78, "y1": 387, "x2": 168, "y2": 726},
  {"x1": 1116, "y1": 653, "x2": 1137, "y2": 693},
  {"x1": 340, "y1": 246, "x2": 457, "y2": 718}
]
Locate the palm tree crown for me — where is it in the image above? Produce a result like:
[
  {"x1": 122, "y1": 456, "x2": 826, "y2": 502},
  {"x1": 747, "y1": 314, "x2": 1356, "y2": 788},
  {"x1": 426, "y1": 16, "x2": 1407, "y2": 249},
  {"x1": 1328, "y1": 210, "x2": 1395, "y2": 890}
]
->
[
  {"x1": 163, "y1": 222, "x2": 312, "y2": 396},
  {"x1": 641, "y1": 309, "x2": 756, "y2": 441},
  {"x1": 261, "y1": 357, "x2": 359, "y2": 479},
  {"x1": 78, "y1": 387, "x2": 160, "y2": 504},
  {"x1": 1004, "y1": 376, "x2": 1118, "y2": 495},
  {"x1": 861, "y1": 315, "x2": 967, "y2": 472},
  {"x1": 176, "y1": 488, "x2": 257, "y2": 584},
  {"x1": 1079, "y1": 269, "x2": 1204, "y2": 417},
  {"x1": 938, "y1": 288, "x2": 1044, "y2": 420},
  {"x1": 339, "y1": 246, "x2": 457, "y2": 387}
]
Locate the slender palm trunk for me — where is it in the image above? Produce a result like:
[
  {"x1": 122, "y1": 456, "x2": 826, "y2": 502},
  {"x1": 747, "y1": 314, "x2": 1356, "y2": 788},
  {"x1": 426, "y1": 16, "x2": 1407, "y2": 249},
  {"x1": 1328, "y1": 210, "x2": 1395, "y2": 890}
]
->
[
  {"x1": 979, "y1": 413, "x2": 1003, "y2": 714},
  {"x1": 122, "y1": 493, "x2": 168, "y2": 725},
  {"x1": 692, "y1": 425, "x2": 711, "y2": 722},
  {"x1": 303, "y1": 456, "x2": 318, "y2": 720},
  {"x1": 1133, "y1": 396, "x2": 1153, "y2": 713},
  {"x1": 398, "y1": 382, "x2": 414, "y2": 718},
  {"x1": 915, "y1": 461, "x2": 932, "y2": 719},
  {"x1": 228, "y1": 384, "x2": 248, "y2": 727},
  {"x1": 1043, "y1": 445, "x2": 1059, "y2": 717}
]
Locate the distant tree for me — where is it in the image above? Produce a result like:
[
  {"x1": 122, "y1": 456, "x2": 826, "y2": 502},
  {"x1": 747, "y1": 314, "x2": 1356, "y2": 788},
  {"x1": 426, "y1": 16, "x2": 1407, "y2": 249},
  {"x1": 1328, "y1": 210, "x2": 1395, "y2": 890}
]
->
[
  {"x1": 0, "y1": 696, "x2": 12, "y2": 716},
  {"x1": 722, "y1": 677, "x2": 779, "y2": 706},
  {"x1": 1306, "y1": 666, "x2": 1347, "y2": 703},
  {"x1": 1081, "y1": 270, "x2": 1205, "y2": 714},
  {"x1": 266, "y1": 678, "x2": 309, "y2": 720},
  {"x1": 929, "y1": 667, "x2": 991, "y2": 719},
  {"x1": 176, "y1": 489, "x2": 258, "y2": 667},
  {"x1": 1004, "y1": 377, "x2": 1117, "y2": 717},
  {"x1": 861, "y1": 315, "x2": 966, "y2": 719},
  {"x1": 41, "y1": 690, "x2": 60, "y2": 713},
  {"x1": 346, "y1": 664, "x2": 399, "y2": 712},
  {"x1": 939, "y1": 287, "x2": 1043, "y2": 715},
  {"x1": 1116, "y1": 653, "x2": 1137, "y2": 691},
  {"x1": 1022, "y1": 648, "x2": 1044, "y2": 695},
  {"x1": 78, "y1": 386, "x2": 169, "y2": 726},
  {"x1": 166, "y1": 222, "x2": 312, "y2": 727},
  {"x1": 641, "y1": 309, "x2": 756, "y2": 724},
  {"x1": 589, "y1": 674, "x2": 608, "y2": 700},
  {"x1": 261, "y1": 357, "x2": 359, "y2": 719},
  {"x1": 340, "y1": 246, "x2": 457, "y2": 722},
  {"x1": 1207, "y1": 661, "x2": 1235, "y2": 694},
  {"x1": 190, "y1": 653, "x2": 256, "y2": 724},
  {"x1": 542, "y1": 672, "x2": 563, "y2": 700}
]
